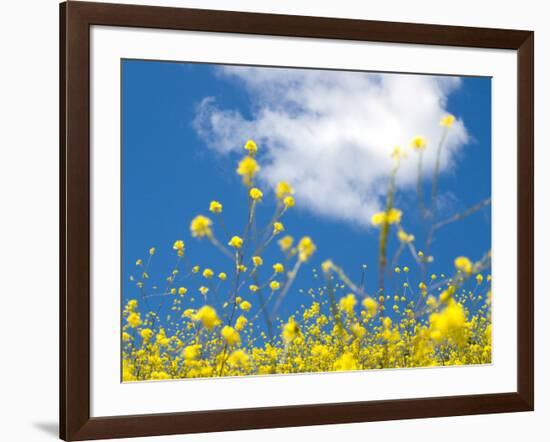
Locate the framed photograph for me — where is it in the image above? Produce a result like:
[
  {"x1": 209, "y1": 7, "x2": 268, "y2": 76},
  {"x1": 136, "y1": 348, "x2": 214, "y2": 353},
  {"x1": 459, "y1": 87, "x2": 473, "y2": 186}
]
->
[{"x1": 60, "y1": 1, "x2": 534, "y2": 440}]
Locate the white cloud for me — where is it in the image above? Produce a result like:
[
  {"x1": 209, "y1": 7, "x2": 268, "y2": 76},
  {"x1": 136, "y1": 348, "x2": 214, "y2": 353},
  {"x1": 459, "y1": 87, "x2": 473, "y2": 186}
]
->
[{"x1": 193, "y1": 66, "x2": 468, "y2": 227}]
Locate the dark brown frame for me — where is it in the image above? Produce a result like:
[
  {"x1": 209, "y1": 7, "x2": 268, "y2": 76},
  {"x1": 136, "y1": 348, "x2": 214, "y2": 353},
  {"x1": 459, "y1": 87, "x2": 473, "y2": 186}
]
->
[{"x1": 60, "y1": 1, "x2": 534, "y2": 440}]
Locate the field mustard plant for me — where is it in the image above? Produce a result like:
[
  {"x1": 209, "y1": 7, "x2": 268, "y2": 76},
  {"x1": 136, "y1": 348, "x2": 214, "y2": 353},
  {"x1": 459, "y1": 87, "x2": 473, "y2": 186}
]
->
[{"x1": 123, "y1": 123, "x2": 492, "y2": 381}]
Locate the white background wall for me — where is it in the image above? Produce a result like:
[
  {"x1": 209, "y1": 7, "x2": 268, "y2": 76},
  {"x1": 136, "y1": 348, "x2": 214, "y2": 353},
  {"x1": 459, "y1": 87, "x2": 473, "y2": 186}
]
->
[{"x1": 0, "y1": 0, "x2": 546, "y2": 440}]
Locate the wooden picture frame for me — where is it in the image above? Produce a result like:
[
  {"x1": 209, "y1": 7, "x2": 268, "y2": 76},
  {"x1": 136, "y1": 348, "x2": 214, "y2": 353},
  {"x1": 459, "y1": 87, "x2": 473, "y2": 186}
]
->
[{"x1": 60, "y1": 1, "x2": 534, "y2": 440}]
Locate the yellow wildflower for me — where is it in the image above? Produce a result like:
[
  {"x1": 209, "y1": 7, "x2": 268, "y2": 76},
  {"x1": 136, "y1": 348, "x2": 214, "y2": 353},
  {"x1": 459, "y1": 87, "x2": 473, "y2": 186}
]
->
[
  {"x1": 199, "y1": 286, "x2": 209, "y2": 296},
  {"x1": 126, "y1": 312, "x2": 141, "y2": 328},
  {"x1": 228, "y1": 235, "x2": 243, "y2": 249},
  {"x1": 275, "y1": 181, "x2": 294, "y2": 199},
  {"x1": 221, "y1": 326, "x2": 241, "y2": 346},
  {"x1": 218, "y1": 272, "x2": 227, "y2": 281},
  {"x1": 190, "y1": 215, "x2": 212, "y2": 238},
  {"x1": 455, "y1": 256, "x2": 473, "y2": 275},
  {"x1": 283, "y1": 196, "x2": 295, "y2": 208},
  {"x1": 362, "y1": 297, "x2": 378, "y2": 315},
  {"x1": 278, "y1": 235, "x2": 294, "y2": 251},
  {"x1": 244, "y1": 139, "x2": 258, "y2": 155},
  {"x1": 282, "y1": 317, "x2": 300, "y2": 343},
  {"x1": 270, "y1": 281, "x2": 280, "y2": 291},
  {"x1": 397, "y1": 229, "x2": 414, "y2": 243},
  {"x1": 339, "y1": 294, "x2": 357, "y2": 316},
  {"x1": 236, "y1": 156, "x2": 260, "y2": 185},
  {"x1": 183, "y1": 344, "x2": 201, "y2": 361},
  {"x1": 252, "y1": 256, "x2": 263, "y2": 267},
  {"x1": 249, "y1": 284, "x2": 259, "y2": 293},
  {"x1": 429, "y1": 299, "x2": 466, "y2": 342},
  {"x1": 333, "y1": 352, "x2": 358, "y2": 371},
  {"x1": 273, "y1": 222, "x2": 284, "y2": 234},
  {"x1": 321, "y1": 260, "x2": 333, "y2": 273},
  {"x1": 209, "y1": 200, "x2": 223, "y2": 214},
  {"x1": 140, "y1": 328, "x2": 153, "y2": 341},
  {"x1": 249, "y1": 187, "x2": 263, "y2": 201},
  {"x1": 351, "y1": 323, "x2": 366, "y2": 339},
  {"x1": 193, "y1": 306, "x2": 220, "y2": 331},
  {"x1": 178, "y1": 287, "x2": 187, "y2": 296},
  {"x1": 440, "y1": 114, "x2": 456, "y2": 128},
  {"x1": 235, "y1": 316, "x2": 248, "y2": 331},
  {"x1": 240, "y1": 300, "x2": 252, "y2": 311},
  {"x1": 410, "y1": 135, "x2": 427, "y2": 151},
  {"x1": 297, "y1": 236, "x2": 316, "y2": 262},
  {"x1": 273, "y1": 263, "x2": 284, "y2": 273},
  {"x1": 149, "y1": 247, "x2": 156, "y2": 255},
  {"x1": 202, "y1": 268, "x2": 214, "y2": 279},
  {"x1": 228, "y1": 349, "x2": 249, "y2": 367}
]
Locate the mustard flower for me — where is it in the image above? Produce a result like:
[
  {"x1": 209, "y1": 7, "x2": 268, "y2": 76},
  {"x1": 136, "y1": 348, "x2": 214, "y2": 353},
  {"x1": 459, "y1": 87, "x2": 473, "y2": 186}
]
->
[
  {"x1": 476, "y1": 274, "x2": 484, "y2": 284},
  {"x1": 362, "y1": 297, "x2": 378, "y2": 315},
  {"x1": 228, "y1": 235, "x2": 243, "y2": 249},
  {"x1": 192, "y1": 265, "x2": 200, "y2": 273},
  {"x1": 410, "y1": 135, "x2": 427, "y2": 151},
  {"x1": 178, "y1": 287, "x2": 187, "y2": 296},
  {"x1": 199, "y1": 286, "x2": 209, "y2": 296},
  {"x1": 209, "y1": 200, "x2": 223, "y2": 214},
  {"x1": 278, "y1": 235, "x2": 294, "y2": 251},
  {"x1": 190, "y1": 215, "x2": 212, "y2": 238},
  {"x1": 193, "y1": 305, "x2": 220, "y2": 331},
  {"x1": 321, "y1": 260, "x2": 333, "y2": 273},
  {"x1": 244, "y1": 139, "x2": 257, "y2": 155},
  {"x1": 252, "y1": 256, "x2": 263, "y2": 267},
  {"x1": 351, "y1": 323, "x2": 366, "y2": 339},
  {"x1": 236, "y1": 156, "x2": 260, "y2": 185},
  {"x1": 140, "y1": 328, "x2": 153, "y2": 341},
  {"x1": 387, "y1": 208, "x2": 402, "y2": 224},
  {"x1": 273, "y1": 222, "x2": 284, "y2": 234},
  {"x1": 249, "y1": 284, "x2": 259, "y2": 293},
  {"x1": 273, "y1": 263, "x2": 284, "y2": 273},
  {"x1": 275, "y1": 181, "x2": 294, "y2": 199},
  {"x1": 333, "y1": 352, "x2": 358, "y2": 371},
  {"x1": 282, "y1": 317, "x2": 300, "y2": 343},
  {"x1": 283, "y1": 196, "x2": 295, "y2": 208},
  {"x1": 297, "y1": 236, "x2": 316, "y2": 262},
  {"x1": 202, "y1": 268, "x2": 214, "y2": 279},
  {"x1": 218, "y1": 272, "x2": 227, "y2": 281},
  {"x1": 227, "y1": 349, "x2": 249, "y2": 367},
  {"x1": 239, "y1": 300, "x2": 252, "y2": 311},
  {"x1": 440, "y1": 114, "x2": 456, "y2": 128},
  {"x1": 397, "y1": 229, "x2": 415, "y2": 243},
  {"x1": 429, "y1": 299, "x2": 466, "y2": 341},
  {"x1": 235, "y1": 315, "x2": 248, "y2": 331},
  {"x1": 221, "y1": 326, "x2": 241, "y2": 346},
  {"x1": 270, "y1": 281, "x2": 280, "y2": 291},
  {"x1": 249, "y1": 187, "x2": 263, "y2": 201},
  {"x1": 149, "y1": 247, "x2": 156, "y2": 255},
  {"x1": 127, "y1": 312, "x2": 142, "y2": 328},
  {"x1": 455, "y1": 256, "x2": 473, "y2": 275},
  {"x1": 183, "y1": 344, "x2": 201, "y2": 361},
  {"x1": 339, "y1": 294, "x2": 357, "y2": 316}
]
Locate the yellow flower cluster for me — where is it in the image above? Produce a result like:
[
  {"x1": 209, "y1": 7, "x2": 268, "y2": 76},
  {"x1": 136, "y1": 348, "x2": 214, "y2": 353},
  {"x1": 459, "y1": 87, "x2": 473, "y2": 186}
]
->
[{"x1": 123, "y1": 125, "x2": 492, "y2": 381}]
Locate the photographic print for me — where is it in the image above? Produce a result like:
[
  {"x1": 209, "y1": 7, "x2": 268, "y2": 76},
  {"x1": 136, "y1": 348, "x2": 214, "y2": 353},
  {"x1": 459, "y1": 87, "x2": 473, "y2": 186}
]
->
[{"x1": 121, "y1": 60, "x2": 492, "y2": 382}]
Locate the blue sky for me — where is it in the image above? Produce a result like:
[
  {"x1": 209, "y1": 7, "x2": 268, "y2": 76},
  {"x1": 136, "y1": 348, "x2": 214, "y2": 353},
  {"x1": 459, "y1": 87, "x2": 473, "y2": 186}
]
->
[{"x1": 121, "y1": 59, "x2": 491, "y2": 332}]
